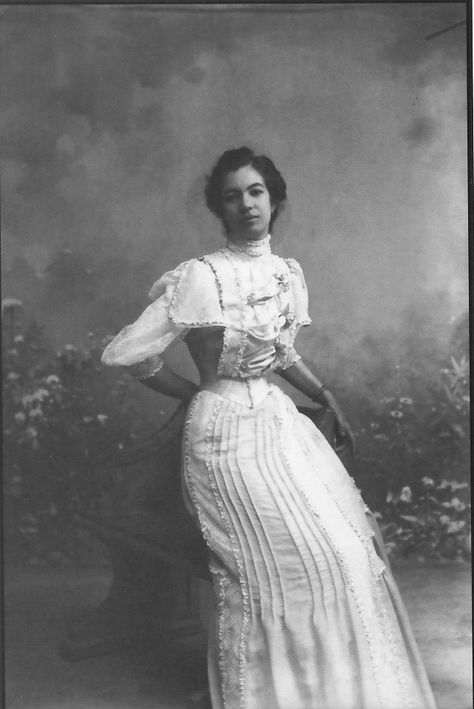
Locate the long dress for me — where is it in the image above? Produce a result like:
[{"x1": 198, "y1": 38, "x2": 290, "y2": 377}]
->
[{"x1": 102, "y1": 234, "x2": 437, "y2": 709}]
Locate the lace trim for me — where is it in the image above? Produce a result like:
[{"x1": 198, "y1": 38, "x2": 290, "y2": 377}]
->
[
  {"x1": 127, "y1": 354, "x2": 164, "y2": 380},
  {"x1": 201, "y1": 255, "x2": 232, "y2": 378},
  {"x1": 168, "y1": 259, "x2": 225, "y2": 327},
  {"x1": 209, "y1": 564, "x2": 243, "y2": 709},
  {"x1": 203, "y1": 398, "x2": 250, "y2": 708},
  {"x1": 225, "y1": 233, "x2": 271, "y2": 257},
  {"x1": 220, "y1": 249, "x2": 248, "y2": 377},
  {"x1": 182, "y1": 393, "x2": 213, "y2": 546},
  {"x1": 284, "y1": 257, "x2": 312, "y2": 327}
]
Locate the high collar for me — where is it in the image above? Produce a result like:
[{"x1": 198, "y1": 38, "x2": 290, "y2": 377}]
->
[{"x1": 225, "y1": 234, "x2": 272, "y2": 258}]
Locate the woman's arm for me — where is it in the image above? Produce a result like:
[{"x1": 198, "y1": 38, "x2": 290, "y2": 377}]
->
[
  {"x1": 140, "y1": 362, "x2": 198, "y2": 404},
  {"x1": 279, "y1": 358, "x2": 356, "y2": 453}
]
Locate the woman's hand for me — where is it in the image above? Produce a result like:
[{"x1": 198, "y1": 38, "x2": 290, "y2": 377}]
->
[
  {"x1": 332, "y1": 406, "x2": 357, "y2": 456},
  {"x1": 319, "y1": 388, "x2": 356, "y2": 455},
  {"x1": 278, "y1": 358, "x2": 357, "y2": 455}
]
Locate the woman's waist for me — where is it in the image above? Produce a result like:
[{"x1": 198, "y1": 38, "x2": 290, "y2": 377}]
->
[{"x1": 199, "y1": 376, "x2": 275, "y2": 408}]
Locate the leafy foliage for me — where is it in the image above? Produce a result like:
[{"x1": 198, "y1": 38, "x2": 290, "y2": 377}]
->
[
  {"x1": 3, "y1": 304, "x2": 156, "y2": 564},
  {"x1": 352, "y1": 338, "x2": 470, "y2": 561}
]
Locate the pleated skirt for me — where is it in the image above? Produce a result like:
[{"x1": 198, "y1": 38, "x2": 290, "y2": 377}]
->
[{"x1": 181, "y1": 378, "x2": 437, "y2": 709}]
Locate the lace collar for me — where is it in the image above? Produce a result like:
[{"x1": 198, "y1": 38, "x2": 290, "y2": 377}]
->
[{"x1": 225, "y1": 234, "x2": 272, "y2": 258}]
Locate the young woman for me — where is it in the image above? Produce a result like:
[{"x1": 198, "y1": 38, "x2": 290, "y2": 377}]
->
[{"x1": 102, "y1": 147, "x2": 436, "y2": 709}]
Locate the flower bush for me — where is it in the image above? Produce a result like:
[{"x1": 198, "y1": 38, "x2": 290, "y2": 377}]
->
[
  {"x1": 353, "y1": 351, "x2": 470, "y2": 561},
  {"x1": 374, "y1": 477, "x2": 470, "y2": 562},
  {"x1": 3, "y1": 307, "x2": 157, "y2": 564}
]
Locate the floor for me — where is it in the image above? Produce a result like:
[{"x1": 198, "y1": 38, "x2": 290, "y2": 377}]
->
[{"x1": 4, "y1": 561, "x2": 472, "y2": 709}]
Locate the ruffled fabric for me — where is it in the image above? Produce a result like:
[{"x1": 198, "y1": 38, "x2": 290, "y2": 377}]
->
[{"x1": 101, "y1": 245, "x2": 311, "y2": 379}]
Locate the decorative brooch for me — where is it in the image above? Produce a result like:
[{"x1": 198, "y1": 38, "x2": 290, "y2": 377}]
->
[{"x1": 274, "y1": 273, "x2": 290, "y2": 292}]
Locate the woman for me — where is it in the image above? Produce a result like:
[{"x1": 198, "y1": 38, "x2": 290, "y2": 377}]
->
[{"x1": 102, "y1": 147, "x2": 436, "y2": 709}]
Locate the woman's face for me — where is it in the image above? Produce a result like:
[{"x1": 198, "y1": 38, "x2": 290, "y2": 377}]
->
[{"x1": 221, "y1": 165, "x2": 275, "y2": 241}]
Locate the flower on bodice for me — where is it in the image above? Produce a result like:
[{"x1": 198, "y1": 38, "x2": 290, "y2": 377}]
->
[{"x1": 274, "y1": 272, "x2": 290, "y2": 292}]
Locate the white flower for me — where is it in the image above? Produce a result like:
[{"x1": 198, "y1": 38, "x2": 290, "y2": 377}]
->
[
  {"x1": 370, "y1": 422, "x2": 379, "y2": 430},
  {"x1": 22, "y1": 389, "x2": 50, "y2": 407},
  {"x1": 451, "y1": 497, "x2": 466, "y2": 512},
  {"x1": 399, "y1": 397, "x2": 413, "y2": 405},
  {"x1": 96, "y1": 414, "x2": 108, "y2": 425},
  {"x1": 390, "y1": 410, "x2": 403, "y2": 419},
  {"x1": 14, "y1": 412, "x2": 26, "y2": 424},
  {"x1": 447, "y1": 520, "x2": 466, "y2": 534},
  {"x1": 45, "y1": 375, "x2": 60, "y2": 386},
  {"x1": 439, "y1": 515, "x2": 451, "y2": 526},
  {"x1": 64, "y1": 344, "x2": 77, "y2": 352},
  {"x1": 7, "y1": 372, "x2": 20, "y2": 382},
  {"x1": 13, "y1": 334, "x2": 24, "y2": 344},
  {"x1": 421, "y1": 477, "x2": 434, "y2": 488},
  {"x1": 399, "y1": 486, "x2": 412, "y2": 503},
  {"x1": 83, "y1": 416, "x2": 93, "y2": 424},
  {"x1": 29, "y1": 408, "x2": 43, "y2": 419},
  {"x1": 450, "y1": 481, "x2": 468, "y2": 491}
]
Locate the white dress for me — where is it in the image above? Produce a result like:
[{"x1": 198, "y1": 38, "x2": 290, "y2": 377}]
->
[{"x1": 102, "y1": 235, "x2": 437, "y2": 709}]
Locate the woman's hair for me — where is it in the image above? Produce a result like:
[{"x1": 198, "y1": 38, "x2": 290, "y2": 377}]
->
[{"x1": 205, "y1": 146, "x2": 287, "y2": 230}]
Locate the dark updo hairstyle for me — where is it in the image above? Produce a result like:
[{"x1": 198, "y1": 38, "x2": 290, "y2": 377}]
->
[{"x1": 205, "y1": 146, "x2": 287, "y2": 231}]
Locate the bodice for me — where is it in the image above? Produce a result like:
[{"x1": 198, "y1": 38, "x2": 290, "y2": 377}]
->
[
  {"x1": 188, "y1": 246, "x2": 304, "y2": 380},
  {"x1": 101, "y1": 236, "x2": 311, "y2": 382}
]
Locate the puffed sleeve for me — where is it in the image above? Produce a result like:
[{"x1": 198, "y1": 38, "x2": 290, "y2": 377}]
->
[
  {"x1": 285, "y1": 258, "x2": 311, "y2": 328},
  {"x1": 275, "y1": 258, "x2": 312, "y2": 371},
  {"x1": 102, "y1": 258, "x2": 224, "y2": 380}
]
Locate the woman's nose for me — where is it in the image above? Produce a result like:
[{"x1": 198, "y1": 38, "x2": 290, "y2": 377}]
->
[{"x1": 241, "y1": 193, "x2": 253, "y2": 210}]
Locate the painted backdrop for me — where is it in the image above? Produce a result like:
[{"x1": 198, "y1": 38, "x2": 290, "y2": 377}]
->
[{"x1": 1, "y1": 3, "x2": 468, "y2": 388}]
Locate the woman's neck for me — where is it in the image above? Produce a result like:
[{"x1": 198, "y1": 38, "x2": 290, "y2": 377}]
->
[{"x1": 225, "y1": 233, "x2": 272, "y2": 257}]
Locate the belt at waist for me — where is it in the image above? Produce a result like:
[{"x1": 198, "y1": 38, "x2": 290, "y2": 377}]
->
[{"x1": 199, "y1": 377, "x2": 273, "y2": 408}]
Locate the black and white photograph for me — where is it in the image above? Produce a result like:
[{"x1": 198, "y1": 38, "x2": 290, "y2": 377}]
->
[{"x1": 2, "y1": 3, "x2": 471, "y2": 709}]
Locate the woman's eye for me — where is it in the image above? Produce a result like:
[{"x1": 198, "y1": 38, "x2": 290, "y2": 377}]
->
[{"x1": 250, "y1": 189, "x2": 264, "y2": 197}]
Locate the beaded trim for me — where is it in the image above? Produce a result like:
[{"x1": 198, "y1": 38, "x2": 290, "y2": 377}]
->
[{"x1": 203, "y1": 398, "x2": 250, "y2": 709}]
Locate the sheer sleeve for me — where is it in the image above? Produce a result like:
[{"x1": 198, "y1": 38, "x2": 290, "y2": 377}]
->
[
  {"x1": 101, "y1": 265, "x2": 185, "y2": 380},
  {"x1": 101, "y1": 257, "x2": 225, "y2": 380}
]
